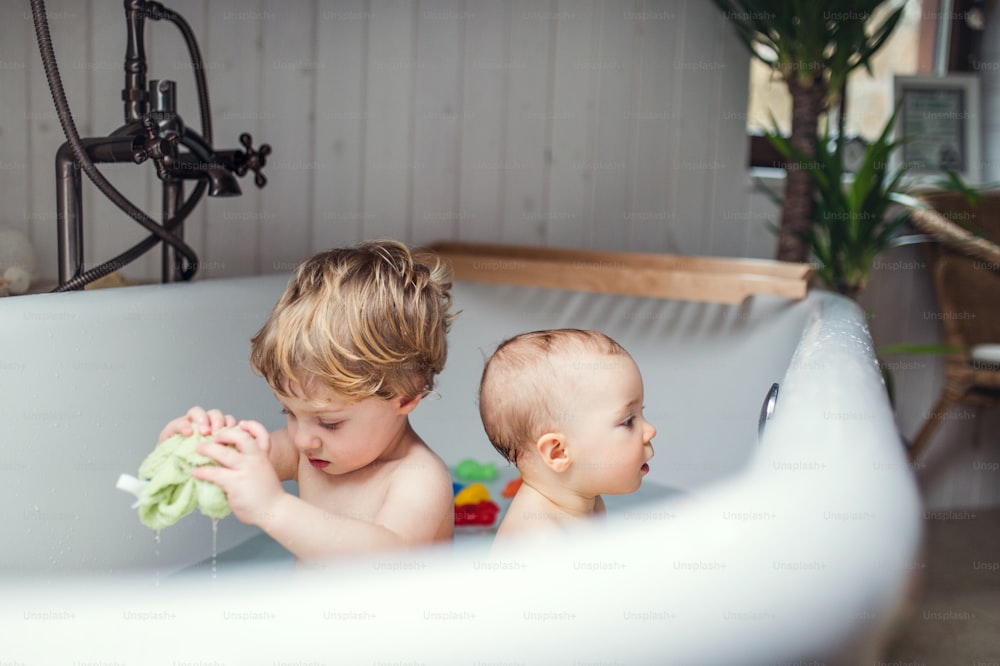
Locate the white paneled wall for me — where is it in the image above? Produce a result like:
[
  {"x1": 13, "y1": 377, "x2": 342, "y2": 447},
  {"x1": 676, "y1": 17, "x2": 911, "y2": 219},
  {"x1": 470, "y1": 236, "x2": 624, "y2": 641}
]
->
[{"x1": 0, "y1": 0, "x2": 755, "y2": 282}]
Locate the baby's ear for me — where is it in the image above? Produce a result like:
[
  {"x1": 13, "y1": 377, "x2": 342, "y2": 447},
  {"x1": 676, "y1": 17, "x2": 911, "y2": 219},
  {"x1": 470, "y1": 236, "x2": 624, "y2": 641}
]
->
[{"x1": 534, "y1": 432, "x2": 570, "y2": 473}]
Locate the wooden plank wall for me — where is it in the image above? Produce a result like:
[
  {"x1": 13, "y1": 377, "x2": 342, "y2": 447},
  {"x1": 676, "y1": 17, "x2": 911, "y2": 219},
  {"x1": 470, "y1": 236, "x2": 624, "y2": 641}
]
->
[{"x1": 1, "y1": 0, "x2": 755, "y2": 281}]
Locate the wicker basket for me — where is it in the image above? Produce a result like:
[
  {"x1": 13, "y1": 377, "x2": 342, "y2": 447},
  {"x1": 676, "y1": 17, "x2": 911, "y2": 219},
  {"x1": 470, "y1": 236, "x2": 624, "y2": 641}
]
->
[
  {"x1": 907, "y1": 193, "x2": 1000, "y2": 268},
  {"x1": 904, "y1": 190, "x2": 1000, "y2": 461}
]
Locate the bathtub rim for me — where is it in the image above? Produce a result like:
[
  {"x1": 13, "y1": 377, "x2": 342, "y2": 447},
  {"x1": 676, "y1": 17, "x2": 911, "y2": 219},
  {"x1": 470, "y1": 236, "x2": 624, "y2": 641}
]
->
[{"x1": 0, "y1": 281, "x2": 923, "y2": 664}]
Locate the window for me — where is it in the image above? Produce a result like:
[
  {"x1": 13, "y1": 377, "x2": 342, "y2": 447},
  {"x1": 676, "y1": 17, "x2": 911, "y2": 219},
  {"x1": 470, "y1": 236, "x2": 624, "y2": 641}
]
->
[{"x1": 746, "y1": 1, "x2": 924, "y2": 143}]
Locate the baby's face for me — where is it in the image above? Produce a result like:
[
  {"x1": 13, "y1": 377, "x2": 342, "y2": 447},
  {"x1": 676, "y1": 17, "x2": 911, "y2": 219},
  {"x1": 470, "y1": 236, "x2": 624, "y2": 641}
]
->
[
  {"x1": 275, "y1": 384, "x2": 413, "y2": 475},
  {"x1": 556, "y1": 351, "x2": 656, "y2": 494}
]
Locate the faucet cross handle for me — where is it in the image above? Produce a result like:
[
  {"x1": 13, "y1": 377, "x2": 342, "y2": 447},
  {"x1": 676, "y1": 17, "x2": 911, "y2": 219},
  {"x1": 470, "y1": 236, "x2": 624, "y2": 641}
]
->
[
  {"x1": 133, "y1": 115, "x2": 180, "y2": 180},
  {"x1": 237, "y1": 133, "x2": 271, "y2": 188}
]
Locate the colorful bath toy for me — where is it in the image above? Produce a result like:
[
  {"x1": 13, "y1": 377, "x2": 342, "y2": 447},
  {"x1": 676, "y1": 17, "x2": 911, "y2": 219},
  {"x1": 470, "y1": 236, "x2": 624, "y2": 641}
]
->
[
  {"x1": 116, "y1": 432, "x2": 231, "y2": 530},
  {"x1": 501, "y1": 477, "x2": 523, "y2": 498},
  {"x1": 454, "y1": 500, "x2": 500, "y2": 526},
  {"x1": 454, "y1": 482, "x2": 491, "y2": 506},
  {"x1": 452, "y1": 481, "x2": 465, "y2": 495},
  {"x1": 454, "y1": 458, "x2": 498, "y2": 482}
]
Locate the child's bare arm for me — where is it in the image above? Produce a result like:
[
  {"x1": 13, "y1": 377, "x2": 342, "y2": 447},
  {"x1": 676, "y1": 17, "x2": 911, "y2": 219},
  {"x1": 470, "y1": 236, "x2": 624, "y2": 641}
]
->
[
  {"x1": 196, "y1": 425, "x2": 453, "y2": 559},
  {"x1": 259, "y1": 454, "x2": 454, "y2": 559},
  {"x1": 265, "y1": 428, "x2": 298, "y2": 482}
]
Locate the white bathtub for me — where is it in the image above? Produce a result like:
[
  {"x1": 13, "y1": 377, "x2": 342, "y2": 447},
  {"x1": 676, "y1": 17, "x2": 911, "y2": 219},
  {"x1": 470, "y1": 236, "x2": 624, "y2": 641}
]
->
[{"x1": 0, "y1": 270, "x2": 920, "y2": 665}]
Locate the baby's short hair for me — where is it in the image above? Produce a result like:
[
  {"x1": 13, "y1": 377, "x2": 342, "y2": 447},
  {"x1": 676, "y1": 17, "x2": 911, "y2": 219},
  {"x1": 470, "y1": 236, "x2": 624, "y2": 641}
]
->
[
  {"x1": 250, "y1": 239, "x2": 455, "y2": 401},
  {"x1": 478, "y1": 329, "x2": 627, "y2": 464}
]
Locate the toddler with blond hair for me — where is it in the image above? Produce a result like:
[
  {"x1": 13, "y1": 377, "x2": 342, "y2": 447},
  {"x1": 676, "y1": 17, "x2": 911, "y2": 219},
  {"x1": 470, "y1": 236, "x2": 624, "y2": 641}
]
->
[
  {"x1": 479, "y1": 329, "x2": 656, "y2": 545},
  {"x1": 158, "y1": 240, "x2": 456, "y2": 561}
]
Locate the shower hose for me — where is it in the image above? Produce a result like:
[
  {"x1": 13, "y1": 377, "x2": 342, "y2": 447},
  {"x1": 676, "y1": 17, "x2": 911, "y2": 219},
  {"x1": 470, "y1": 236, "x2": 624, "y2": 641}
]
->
[{"x1": 30, "y1": 0, "x2": 212, "y2": 291}]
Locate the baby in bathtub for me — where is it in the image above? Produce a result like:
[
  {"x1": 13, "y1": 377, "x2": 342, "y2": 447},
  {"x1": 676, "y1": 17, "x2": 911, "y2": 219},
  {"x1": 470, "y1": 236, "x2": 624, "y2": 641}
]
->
[
  {"x1": 156, "y1": 240, "x2": 457, "y2": 561},
  {"x1": 479, "y1": 329, "x2": 656, "y2": 546}
]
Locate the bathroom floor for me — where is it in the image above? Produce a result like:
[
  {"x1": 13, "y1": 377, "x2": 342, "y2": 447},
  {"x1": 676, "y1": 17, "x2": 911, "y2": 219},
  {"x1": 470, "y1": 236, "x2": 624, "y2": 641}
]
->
[{"x1": 882, "y1": 506, "x2": 1000, "y2": 664}]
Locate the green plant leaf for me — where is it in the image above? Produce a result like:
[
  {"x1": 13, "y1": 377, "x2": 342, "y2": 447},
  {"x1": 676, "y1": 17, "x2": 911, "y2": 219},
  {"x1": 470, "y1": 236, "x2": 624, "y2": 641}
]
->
[
  {"x1": 876, "y1": 343, "x2": 968, "y2": 356},
  {"x1": 715, "y1": 1, "x2": 910, "y2": 278}
]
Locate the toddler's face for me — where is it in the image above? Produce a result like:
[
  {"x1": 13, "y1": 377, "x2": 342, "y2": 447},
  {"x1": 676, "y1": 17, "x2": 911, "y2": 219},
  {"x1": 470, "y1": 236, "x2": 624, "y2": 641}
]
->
[
  {"x1": 276, "y1": 383, "x2": 413, "y2": 475},
  {"x1": 558, "y1": 351, "x2": 656, "y2": 494}
]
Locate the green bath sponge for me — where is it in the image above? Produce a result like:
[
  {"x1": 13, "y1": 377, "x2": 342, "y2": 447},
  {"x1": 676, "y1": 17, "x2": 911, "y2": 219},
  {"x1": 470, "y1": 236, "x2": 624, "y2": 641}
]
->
[{"x1": 131, "y1": 432, "x2": 231, "y2": 530}]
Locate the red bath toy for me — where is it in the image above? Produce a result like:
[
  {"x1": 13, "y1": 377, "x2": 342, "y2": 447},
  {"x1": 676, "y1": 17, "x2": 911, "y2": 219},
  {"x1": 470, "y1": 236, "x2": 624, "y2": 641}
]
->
[{"x1": 454, "y1": 500, "x2": 500, "y2": 526}]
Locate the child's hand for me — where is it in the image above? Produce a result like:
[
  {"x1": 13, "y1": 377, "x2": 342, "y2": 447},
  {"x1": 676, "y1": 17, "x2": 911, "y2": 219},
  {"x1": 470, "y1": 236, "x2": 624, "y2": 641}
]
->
[
  {"x1": 157, "y1": 406, "x2": 237, "y2": 444},
  {"x1": 190, "y1": 420, "x2": 285, "y2": 527}
]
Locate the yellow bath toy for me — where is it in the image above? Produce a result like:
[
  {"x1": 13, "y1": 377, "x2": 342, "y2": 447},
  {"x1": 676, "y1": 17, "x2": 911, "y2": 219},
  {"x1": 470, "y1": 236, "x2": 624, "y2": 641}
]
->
[{"x1": 454, "y1": 482, "x2": 491, "y2": 506}]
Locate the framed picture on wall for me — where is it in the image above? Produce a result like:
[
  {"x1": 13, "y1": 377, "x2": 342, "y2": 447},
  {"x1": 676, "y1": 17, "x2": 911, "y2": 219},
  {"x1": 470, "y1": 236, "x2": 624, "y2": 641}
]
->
[{"x1": 893, "y1": 74, "x2": 981, "y2": 184}]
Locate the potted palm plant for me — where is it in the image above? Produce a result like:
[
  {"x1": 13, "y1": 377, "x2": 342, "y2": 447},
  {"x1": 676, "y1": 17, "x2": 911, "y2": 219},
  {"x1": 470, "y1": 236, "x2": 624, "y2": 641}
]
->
[
  {"x1": 766, "y1": 108, "x2": 988, "y2": 407},
  {"x1": 764, "y1": 107, "x2": 912, "y2": 299},
  {"x1": 713, "y1": 0, "x2": 906, "y2": 262}
]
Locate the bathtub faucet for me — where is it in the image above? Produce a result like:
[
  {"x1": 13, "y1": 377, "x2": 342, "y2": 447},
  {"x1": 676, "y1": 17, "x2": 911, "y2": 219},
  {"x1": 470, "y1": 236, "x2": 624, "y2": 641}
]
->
[
  {"x1": 48, "y1": 0, "x2": 270, "y2": 288},
  {"x1": 757, "y1": 382, "x2": 780, "y2": 441}
]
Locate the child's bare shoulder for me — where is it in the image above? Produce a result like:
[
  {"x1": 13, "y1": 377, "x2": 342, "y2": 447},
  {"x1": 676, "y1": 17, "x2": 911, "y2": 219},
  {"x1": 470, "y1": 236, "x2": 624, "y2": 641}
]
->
[
  {"x1": 493, "y1": 500, "x2": 566, "y2": 551},
  {"x1": 370, "y1": 438, "x2": 454, "y2": 543},
  {"x1": 495, "y1": 488, "x2": 554, "y2": 535},
  {"x1": 387, "y1": 438, "x2": 452, "y2": 487},
  {"x1": 380, "y1": 440, "x2": 453, "y2": 512}
]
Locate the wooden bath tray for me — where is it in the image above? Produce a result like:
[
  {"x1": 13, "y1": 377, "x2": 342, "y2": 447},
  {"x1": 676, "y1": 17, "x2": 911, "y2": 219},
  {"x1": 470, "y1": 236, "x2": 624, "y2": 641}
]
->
[{"x1": 428, "y1": 242, "x2": 813, "y2": 305}]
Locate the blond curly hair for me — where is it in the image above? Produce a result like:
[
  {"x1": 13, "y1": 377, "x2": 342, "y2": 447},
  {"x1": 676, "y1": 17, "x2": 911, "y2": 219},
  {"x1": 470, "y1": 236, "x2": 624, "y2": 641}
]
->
[{"x1": 250, "y1": 240, "x2": 455, "y2": 401}]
